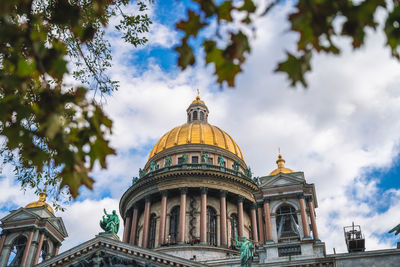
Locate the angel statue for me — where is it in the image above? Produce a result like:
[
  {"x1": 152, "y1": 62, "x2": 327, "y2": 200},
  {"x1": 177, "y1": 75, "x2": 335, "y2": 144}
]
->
[
  {"x1": 100, "y1": 209, "x2": 120, "y2": 235},
  {"x1": 234, "y1": 235, "x2": 254, "y2": 267},
  {"x1": 389, "y1": 223, "x2": 400, "y2": 236}
]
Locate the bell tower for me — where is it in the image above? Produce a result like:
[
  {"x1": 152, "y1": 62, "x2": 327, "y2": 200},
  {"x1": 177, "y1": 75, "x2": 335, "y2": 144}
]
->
[
  {"x1": 254, "y1": 154, "x2": 325, "y2": 263},
  {"x1": 0, "y1": 190, "x2": 68, "y2": 267}
]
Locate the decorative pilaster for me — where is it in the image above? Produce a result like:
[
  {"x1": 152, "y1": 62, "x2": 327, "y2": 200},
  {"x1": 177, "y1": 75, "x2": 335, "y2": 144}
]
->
[
  {"x1": 306, "y1": 196, "x2": 319, "y2": 240},
  {"x1": 0, "y1": 232, "x2": 6, "y2": 256},
  {"x1": 178, "y1": 188, "x2": 187, "y2": 244},
  {"x1": 220, "y1": 190, "x2": 228, "y2": 247},
  {"x1": 54, "y1": 243, "x2": 61, "y2": 256},
  {"x1": 122, "y1": 213, "x2": 132, "y2": 243},
  {"x1": 21, "y1": 229, "x2": 34, "y2": 267},
  {"x1": 237, "y1": 196, "x2": 244, "y2": 239},
  {"x1": 200, "y1": 187, "x2": 208, "y2": 245},
  {"x1": 129, "y1": 205, "x2": 138, "y2": 245},
  {"x1": 250, "y1": 203, "x2": 259, "y2": 245},
  {"x1": 257, "y1": 203, "x2": 265, "y2": 244},
  {"x1": 298, "y1": 194, "x2": 310, "y2": 238},
  {"x1": 159, "y1": 191, "x2": 168, "y2": 246},
  {"x1": 142, "y1": 197, "x2": 152, "y2": 248},
  {"x1": 263, "y1": 198, "x2": 273, "y2": 242},
  {"x1": 34, "y1": 231, "x2": 45, "y2": 265}
]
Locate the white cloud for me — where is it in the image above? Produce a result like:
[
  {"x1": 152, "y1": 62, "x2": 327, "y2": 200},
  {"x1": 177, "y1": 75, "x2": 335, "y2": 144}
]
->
[{"x1": 1, "y1": 0, "x2": 400, "y2": 257}]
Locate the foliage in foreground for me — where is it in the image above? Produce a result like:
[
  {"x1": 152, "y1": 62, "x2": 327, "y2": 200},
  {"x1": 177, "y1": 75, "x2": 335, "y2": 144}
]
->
[
  {"x1": 0, "y1": 0, "x2": 151, "y2": 202},
  {"x1": 2, "y1": 0, "x2": 400, "y2": 205}
]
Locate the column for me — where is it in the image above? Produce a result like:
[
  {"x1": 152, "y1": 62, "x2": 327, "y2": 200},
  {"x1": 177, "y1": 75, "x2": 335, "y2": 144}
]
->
[
  {"x1": 263, "y1": 198, "x2": 273, "y2": 242},
  {"x1": 257, "y1": 203, "x2": 265, "y2": 244},
  {"x1": 200, "y1": 187, "x2": 208, "y2": 245},
  {"x1": 159, "y1": 190, "x2": 168, "y2": 246},
  {"x1": 54, "y1": 243, "x2": 61, "y2": 256},
  {"x1": 178, "y1": 188, "x2": 187, "y2": 244},
  {"x1": 21, "y1": 230, "x2": 34, "y2": 267},
  {"x1": 237, "y1": 196, "x2": 244, "y2": 239},
  {"x1": 220, "y1": 190, "x2": 228, "y2": 247},
  {"x1": 298, "y1": 195, "x2": 310, "y2": 238},
  {"x1": 142, "y1": 197, "x2": 151, "y2": 248},
  {"x1": 307, "y1": 196, "x2": 319, "y2": 240},
  {"x1": 129, "y1": 205, "x2": 139, "y2": 245},
  {"x1": 0, "y1": 232, "x2": 6, "y2": 256},
  {"x1": 250, "y1": 203, "x2": 258, "y2": 245},
  {"x1": 33, "y1": 231, "x2": 45, "y2": 264},
  {"x1": 122, "y1": 211, "x2": 132, "y2": 243}
]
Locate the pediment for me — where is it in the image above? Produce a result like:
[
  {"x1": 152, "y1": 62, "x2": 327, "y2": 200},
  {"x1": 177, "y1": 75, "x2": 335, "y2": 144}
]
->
[
  {"x1": 36, "y1": 236, "x2": 208, "y2": 267},
  {"x1": 259, "y1": 172, "x2": 305, "y2": 188},
  {"x1": 47, "y1": 217, "x2": 68, "y2": 237},
  {"x1": 1, "y1": 208, "x2": 39, "y2": 223}
]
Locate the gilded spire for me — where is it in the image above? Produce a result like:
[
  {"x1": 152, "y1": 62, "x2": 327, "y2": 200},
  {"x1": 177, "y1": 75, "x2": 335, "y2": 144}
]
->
[
  {"x1": 25, "y1": 188, "x2": 54, "y2": 214},
  {"x1": 269, "y1": 152, "x2": 294, "y2": 176}
]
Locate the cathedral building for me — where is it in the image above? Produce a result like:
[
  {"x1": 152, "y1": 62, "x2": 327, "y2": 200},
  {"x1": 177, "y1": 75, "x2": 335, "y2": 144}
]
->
[{"x1": 0, "y1": 96, "x2": 400, "y2": 266}]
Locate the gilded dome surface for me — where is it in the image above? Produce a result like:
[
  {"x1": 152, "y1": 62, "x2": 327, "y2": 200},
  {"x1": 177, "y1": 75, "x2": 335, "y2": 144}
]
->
[
  {"x1": 25, "y1": 190, "x2": 54, "y2": 214},
  {"x1": 269, "y1": 154, "x2": 294, "y2": 176},
  {"x1": 148, "y1": 121, "x2": 244, "y2": 160}
]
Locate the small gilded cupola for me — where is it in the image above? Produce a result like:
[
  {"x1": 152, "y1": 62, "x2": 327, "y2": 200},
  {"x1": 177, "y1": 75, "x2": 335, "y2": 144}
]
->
[
  {"x1": 187, "y1": 90, "x2": 209, "y2": 123},
  {"x1": 269, "y1": 153, "x2": 294, "y2": 176}
]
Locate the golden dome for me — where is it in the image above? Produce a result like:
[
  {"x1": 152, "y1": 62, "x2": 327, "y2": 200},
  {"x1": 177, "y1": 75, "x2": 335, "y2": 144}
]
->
[
  {"x1": 149, "y1": 94, "x2": 245, "y2": 161},
  {"x1": 25, "y1": 189, "x2": 54, "y2": 214},
  {"x1": 148, "y1": 122, "x2": 244, "y2": 160},
  {"x1": 191, "y1": 95, "x2": 205, "y2": 105},
  {"x1": 269, "y1": 154, "x2": 294, "y2": 176}
]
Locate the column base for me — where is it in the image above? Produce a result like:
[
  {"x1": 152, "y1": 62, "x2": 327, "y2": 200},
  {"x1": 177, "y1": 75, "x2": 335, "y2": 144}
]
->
[
  {"x1": 314, "y1": 238, "x2": 321, "y2": 242},
  {"x1": 178, "y1": 241, "x2": 185, "y2": 245},
  {"x1": 266, "y1": 239, "x2": 274, "y2": 243},
  {"x1": 199, "y1": 242, "x2": 208, "y2": 245},
  {"x1": 302, "y1": 236, "x2": 312, "y2": 240}
]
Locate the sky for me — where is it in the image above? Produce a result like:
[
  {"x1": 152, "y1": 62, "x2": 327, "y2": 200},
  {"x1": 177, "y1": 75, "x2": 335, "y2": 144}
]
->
[{"x1": 1, "y1": 0, "x2": 400, "y2": 255}]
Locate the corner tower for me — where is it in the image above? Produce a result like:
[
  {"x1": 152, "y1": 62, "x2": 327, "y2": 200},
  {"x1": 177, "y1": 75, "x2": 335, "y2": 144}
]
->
[
  {"x1": 254, "y1": 154, "x2": 325, "y2": 263},
  {"x1": 0, "y1": 190, "x2": 68, "y2": 267},
  {"x1": 120, "y1": 94, "x2": 258, "y2": 261}
]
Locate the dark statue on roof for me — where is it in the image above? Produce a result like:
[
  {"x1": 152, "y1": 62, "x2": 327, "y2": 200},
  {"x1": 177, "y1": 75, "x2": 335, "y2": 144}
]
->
[
  {"x1": 389, "y1": 224, "x2": 400, "y2": 236},
  {"x1": 100, "y1": 209, "x2": 119, "y2": 235},
  {"x1": 234, "y1": 235, "x2": 254, "y2": 267}
]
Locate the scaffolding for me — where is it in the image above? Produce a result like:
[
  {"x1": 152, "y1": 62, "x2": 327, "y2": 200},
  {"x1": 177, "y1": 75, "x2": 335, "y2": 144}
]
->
[{"x1": 343, "y1": 222, "x2": 365, "y2": 253}]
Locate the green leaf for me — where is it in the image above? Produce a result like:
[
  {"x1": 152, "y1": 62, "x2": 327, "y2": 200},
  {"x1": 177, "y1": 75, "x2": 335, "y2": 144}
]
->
[
  {"x1": 175, "y1": 41, "x2": 195, "y2": 69},
  {"x1": 275, "y1": 51, "x2": 312, "y2": 87}
]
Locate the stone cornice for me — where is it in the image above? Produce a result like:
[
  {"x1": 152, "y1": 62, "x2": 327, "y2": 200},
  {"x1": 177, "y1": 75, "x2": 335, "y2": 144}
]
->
[{"x1": 120, "y1": 168, "x2": 258, "y2": 218}]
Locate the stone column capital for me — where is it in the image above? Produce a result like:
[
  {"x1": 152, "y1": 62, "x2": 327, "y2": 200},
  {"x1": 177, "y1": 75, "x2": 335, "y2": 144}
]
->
[
  {"x1": 305, "y1": 195, "x2": 313, "y2": 202},
  {"x1": 161, "y1": 190, "x2": 168, "y2": 197},
  {"x1": 237, "y1": 195, "x2": 244, "y2": 203},
  {"x1": 200, "y1": 187, "x2": 208, "y2": 195},
  {"x1": 257, "y1": 201, "x2": 264, "y2": 208},
  {"x1": 220, "y1": 190, "x2": 227, "y2": 197},
  {"x1": 263, "y1": 198, "x2": 271, "y2": 203},
  {"x1": 297, "y1": 193, "x2": 305, "y2": 199},
  {"x1": 145, "y1": 196, "x2": 152, "y2": 203},
  {"x1": 180, "y1": 187, "x2": 188, "y2": 194},
  {"x1": 251, "y1": 202, "x2": 257, "y2": 210}
]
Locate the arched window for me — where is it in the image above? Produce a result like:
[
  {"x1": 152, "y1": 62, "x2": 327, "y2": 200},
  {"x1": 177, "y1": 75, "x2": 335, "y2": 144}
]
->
[
  {"x1": 193, "y1": 111, "x2": 198, "y2": 120},
  {"x1": 38, "y1": 242, "x2": 48, "y2": 263},
  {"x1": 7, "y1": 236, "x2": 27, "y2": 267},
  {"x1": 148, "y1": 213, "x2": 157, "y2": 248},
  {"x1": 207, "y1": 206, "x2": 217, "y2": 246},
  {"x1": 230, "y1": 213, "x2": 239, "y2": 246},
  {"x1": 200, "y1": 111, "x2": 204, "y2": 121},
  {"x1": 276, "y1": 205, "x2": 300, "y2": 242},
  {"x1": 169, "y1": 206, "x2": 180, "y2": 244}
]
